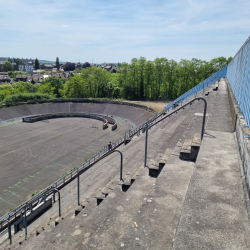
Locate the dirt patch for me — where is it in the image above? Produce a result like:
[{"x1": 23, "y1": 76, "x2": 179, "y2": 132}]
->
[{"x1": 125, "y1": 101, "x2": 170, "y2": 112}]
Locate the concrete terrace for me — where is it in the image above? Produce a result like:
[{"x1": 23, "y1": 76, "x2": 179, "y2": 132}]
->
[{"x1": 0, "y1": 79, "x2": 250, "y2": 249}]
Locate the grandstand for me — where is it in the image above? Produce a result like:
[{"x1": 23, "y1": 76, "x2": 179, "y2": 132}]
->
[{"x1": 0, "y1": 36, "x2": 250, "y2": 249}]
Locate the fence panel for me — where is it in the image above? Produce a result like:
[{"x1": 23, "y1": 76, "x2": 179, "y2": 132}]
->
[
  {"x1": 227, "y1": 36, "x2": 250, "y2": 127},
  {"x1": 166, "y1": 66, "x2": 227, "y2": 110}
]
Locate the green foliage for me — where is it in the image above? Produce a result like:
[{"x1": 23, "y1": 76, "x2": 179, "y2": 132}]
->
[
  {"x1": 35, "y1": 58, "x2": 40, "y2": 70},
  {"x1": 32, "y1": 190, "x2": 40, "y2": 197},
  {"x1": 14, "y1": 58, "x2": 23, "y2": 65},
  {"x1": 56, "y1": 57, "x2": 60, "y2": 70},
  {"x1": 42, "y1": 76, "x2": 65, "y2": 97},
  {"x1": 1, "y1": 93, "x2": 54, "y2": 105},
  {"x1": 0, "y1": 56, "x2": 231, "y2": 103},
  {"x1": 38, "y1": 82, "x2": 56, "y2": 96},
  {"x1": 12, "y1": 81, "x2": 41, "y2": 93},
  {"x1": 64, "y1": 74, "x2": 86, "y2": 98},
  {"x1": 2, "y1": 61, "x2": 14, "y2": 72}
]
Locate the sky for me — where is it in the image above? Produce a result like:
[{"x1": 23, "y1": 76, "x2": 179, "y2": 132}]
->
[{"x1": 0, "y1": 0, "x2": 249, "y2": 63}]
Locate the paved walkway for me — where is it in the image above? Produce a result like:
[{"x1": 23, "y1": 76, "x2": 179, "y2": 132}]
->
[{"x1": 173, "y1": 79, "x2": 250, "y2": 249}]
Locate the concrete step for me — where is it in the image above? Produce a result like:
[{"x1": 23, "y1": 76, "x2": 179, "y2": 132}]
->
[
  {"x1": 180, "y1": 132, "x2": 201, "y2": 161},
  {"x1": 173, "y1": 130, "x2": 250, "y2": 249},
  {"x1": 15, "y1": 144, "x2": 170, "y2": 249},
  {"x1": 116, "y1": 147, "x2": 195, "y2": 250},
  {"x1": 179, "y1": 139, "x2": 192, "y2": 160},
  {"x1": 15, "y1": 162, "x2": 147, "y2": 249},
  {"x1": 191, "y1": 132, "x2": 201, "y2": 159}
]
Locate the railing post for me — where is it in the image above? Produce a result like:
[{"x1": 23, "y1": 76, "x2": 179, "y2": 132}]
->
[
  {"x1": 201, "y1": 98, "x2": 207, "y2": 139},
  {"x1": 77, "y1": 171, "x2": 80, "y2": 206},
  {"x1": 113, "y1": 150, "x2": 123, "y2": 181},
  {"x1": 144, "y1": 129, "x2": 148, "y2": 168},
  {"x1": 3, "y1": 217, "x2": 12, "y2": 245},
  {"x1": 23, "y1": 205, "x2": 27, "y2": 239},
  {"x1": 53, "y1": 188, "x2": 61, "y2": 217}
]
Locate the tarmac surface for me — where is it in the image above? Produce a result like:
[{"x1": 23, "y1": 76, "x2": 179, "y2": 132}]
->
[{"x1": 0, "y1": 117, "x2": 131, "y2": 215}]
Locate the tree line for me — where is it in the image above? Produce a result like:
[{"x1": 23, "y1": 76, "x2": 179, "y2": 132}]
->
[
  {"x1": 65, "y1": 56, "x2": 232, "y2": 100},
  {"x1": 0, "y1": 56, "x2": 232, "y2": 104}
]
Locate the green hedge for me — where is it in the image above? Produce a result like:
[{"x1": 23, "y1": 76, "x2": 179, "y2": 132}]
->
[{"x1": 1, "y1": 93, "x2": 54, "y2": 105}]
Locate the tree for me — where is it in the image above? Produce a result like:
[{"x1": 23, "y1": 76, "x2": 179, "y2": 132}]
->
[
  {"x1": 56, "y1": 57, "x2": 60, "y2": 70},
  {"x1": 64, "y1": 74, "x2": 86, "y2": 98},
  {"x1": 63, "y1": 62, "x2": 75, "y2": 71},
  {"x1": 14, "y1": 58, "x2": 24, "y2": 65},
  {"x1": 42, "y1": 76, "x2": 64, "y2": 97},
  {"x1": 38, "y1": 82, "x2": 56, "y2": 96},
  {"x1": 2, "y1": 61, "x2": 14, "y2": 72},
  {"x1": 35, "y1": 58, "x2": 40, "y2": 70},
  {"x1": 82, "y1": 62, "x2": 91, "y2": 68}
]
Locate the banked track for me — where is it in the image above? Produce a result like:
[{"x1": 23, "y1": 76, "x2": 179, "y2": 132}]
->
[{"x1": 0, "y1": 100, "x2": 159, "y2": 235}]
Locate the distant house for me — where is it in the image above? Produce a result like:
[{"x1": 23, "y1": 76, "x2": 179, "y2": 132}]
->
[
  {"x1": 76, "y1": 62, "x2": 82, "y2": 70},
  {"x1": 110, "y1": 67, "x2": 117, "y2": 73},
  {"x1": 40, "y1": 64, "x2": 54, "y2": 70},
  {"x1": 16, "y1": 74, "x2": 28, "y2": 82},
  {"x1": 101, "y1": 64, "x2": 117, "y2": 73},
  {"x1": 19, "y1": 64, "x2": 34, "y2": 73},
  {"x1": 31, "y1": 75, "x2": 43, "y2": 84},
  {"x1": 0, "y1": 73, "x2": 12, "y2": 83}
]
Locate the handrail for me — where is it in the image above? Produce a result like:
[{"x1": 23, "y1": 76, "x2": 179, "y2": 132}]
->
[
  {"x1": 143, "y1": 97, "x2": 207, "y2": 167},
  {"x1": 76, "y1": 148, "x2": 123, "y2": 205}
]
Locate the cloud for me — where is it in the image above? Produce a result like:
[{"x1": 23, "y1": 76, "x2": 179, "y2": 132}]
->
[{"x1": 0, "y1": 0, "x2": 249, "y2": 62}]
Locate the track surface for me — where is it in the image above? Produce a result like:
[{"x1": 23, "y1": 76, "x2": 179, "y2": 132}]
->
[
  {"x1": 0, "y1": 117, "x2": 131, "y2": 215},
  {"x1": 0, "y1": 103, "x2": 153, "y2": 125}
]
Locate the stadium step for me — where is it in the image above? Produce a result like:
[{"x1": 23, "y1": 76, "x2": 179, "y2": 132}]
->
[
  {"x1": 173, "y1": 129, "x2": 250, "y2": 249},
  {"x1": 26, "y1": 151, "x2": 168, "y2": 250},
  {"x1": 116, "y1": 147, "x2": 195, "y2": 250},
  {"x1": 179, "y1": 132, "x2": 201, "y2": 161}
]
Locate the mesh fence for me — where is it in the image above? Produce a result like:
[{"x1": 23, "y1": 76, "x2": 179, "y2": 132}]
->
[
  {"x1": 166, "y1": 66, "x2": 227, "y2": 110},
  {"x1": 227, "y1": 36, "x2": 250, "y2": 127}
]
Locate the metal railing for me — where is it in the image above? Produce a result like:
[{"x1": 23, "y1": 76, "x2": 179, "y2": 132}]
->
[
  {"x1": 227, "y1": 36, "x2": 250, "y2": 127},
  {"x1": 166, "y1": 66, "x2": 227, "y2": 110},
  {"x1": 143, "y1": 97, "x2": 207, "y2": 167}
]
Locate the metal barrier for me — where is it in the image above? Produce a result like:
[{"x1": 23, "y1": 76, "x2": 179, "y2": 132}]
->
[
  {"x1": 22, "y1": 113, "x2": 110, "y2": 130},
  {"x1": 227, "y1": 36, "x2": 250, "y2": 127},
  {"x1": 166, "y1": 66, "x2": 227, "y2": 111},
  {"x1": 143, "y1": 97, "x2": 207, "y2": 167}
]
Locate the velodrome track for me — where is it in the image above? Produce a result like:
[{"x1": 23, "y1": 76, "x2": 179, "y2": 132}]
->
[
  {"x1": 0, "y1": 103, "x2": 154, "y2": 215},
  {"x1": 0, "y1": 102, "x2": 153, "y2": 125}
]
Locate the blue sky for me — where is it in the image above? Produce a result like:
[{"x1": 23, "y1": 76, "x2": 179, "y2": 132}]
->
[{"x1": 0, "y1": 0, "x2": 249, "y2": 63}]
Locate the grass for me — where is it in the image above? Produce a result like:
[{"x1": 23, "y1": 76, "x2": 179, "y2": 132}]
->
[{"x1": 32, "y1": 190, "x2": 40, "y2": 197}]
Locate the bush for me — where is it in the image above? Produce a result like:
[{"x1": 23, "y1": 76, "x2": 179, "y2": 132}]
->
[{"x1": 1, "y1": 93, "x2": 54, "y2": 105}]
